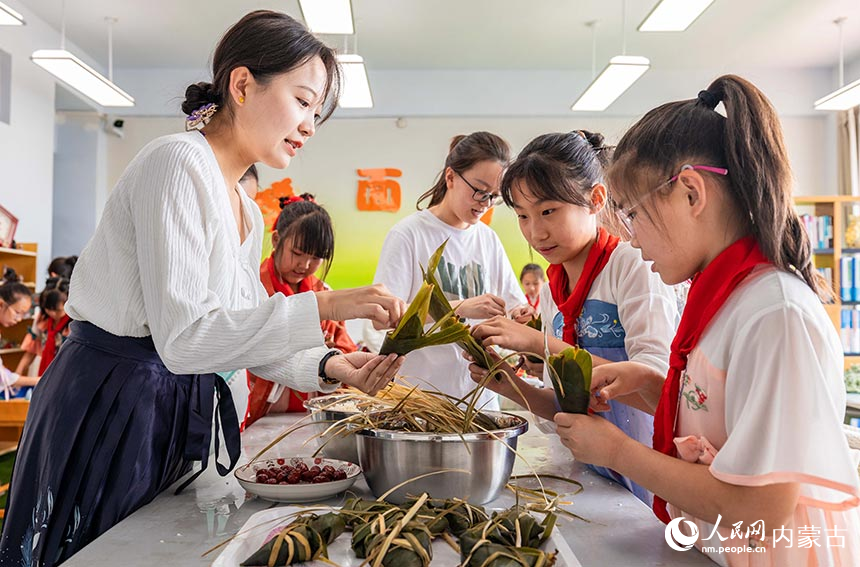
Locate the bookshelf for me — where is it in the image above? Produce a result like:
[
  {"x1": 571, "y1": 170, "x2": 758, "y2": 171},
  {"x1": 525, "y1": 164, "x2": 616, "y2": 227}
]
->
[
  {"x1": 794, "y1": 196, "x2": 860, "y2": 369},
  {"x1": 0, "y1": 243, "x2": 37, "y2": 373}
]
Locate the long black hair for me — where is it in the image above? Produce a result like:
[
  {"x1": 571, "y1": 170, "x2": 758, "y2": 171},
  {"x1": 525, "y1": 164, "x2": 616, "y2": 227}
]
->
[
  {"x1": 608, "y1": 74, "x2": 826, "y2": 299},
  {"x1": 0, "y1": 269, "x2": 31, "y2": 306},
  {"x1": 272, "y1": 194, "x2": 335, "y2": 279},
  {"x1": 500, "y1": 130, "x2": 617, "y2": 232},
  {"x1": 501, "y1": 130, "x2": 609, "y2": 207},
  {"x1": 182, "y1": 10, "x2": 342, "y2": 125},
  {"x1": 40, "y1": 277, "x2": 70, "y2": 313},
  {"x1": 417, "y1": 132, "x2": 511, "y2": 209}
]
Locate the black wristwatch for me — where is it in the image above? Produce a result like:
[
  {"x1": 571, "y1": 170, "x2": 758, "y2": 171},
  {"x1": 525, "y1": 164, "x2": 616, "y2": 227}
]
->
[{"x1": 318, "y1": 350, "x2": 342, "y2": 385}]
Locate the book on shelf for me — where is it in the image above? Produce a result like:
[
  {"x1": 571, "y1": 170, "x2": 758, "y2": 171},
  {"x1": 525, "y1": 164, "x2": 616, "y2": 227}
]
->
[
  {"x1": 818, "y1": 267, "x2": 833, "y2": 291},
  {"x1": 800, "y1": 214, "x2": 833, "y2": 249},
  {"x1": 841, "y1": 308, "x2": 860, "y2": 353},
  {"x1": 839, "y1": 257, "x2": 860, "y2": 302}
]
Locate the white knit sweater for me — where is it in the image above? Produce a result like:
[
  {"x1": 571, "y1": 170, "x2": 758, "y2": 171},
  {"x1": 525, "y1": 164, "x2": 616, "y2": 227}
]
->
[{"x1": 67, "y1": 131, "x2": 332, "y2": 393}]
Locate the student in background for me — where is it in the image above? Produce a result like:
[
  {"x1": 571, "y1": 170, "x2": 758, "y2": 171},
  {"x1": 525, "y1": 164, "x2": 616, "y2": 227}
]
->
[
  {"x1": 374, "y1": 132, "x2": 529, "y2": 410},
  {"x1": 557, "y1": 75, "x2": 860, "y2": 564},
  {"x1": 47, "y1": 256, "x2": 77, "y2": 280},
  {"x1": 469, "y1": 130, "x2": 677, "y2": 505},
  {"x1": 239, "y1": 163, "x2": 260, "y2": 199},
  {"x1": 519, "y1": 263, "x2": 544, "y2": 312},
  {"x1": 0, "y1": 270, "x2": 40, "y2": 398},
  {"x1": 245, "y1": 193, "x2": 358, "y2": 427},
  {"x1": 15, "y1": 278, "x2": 71, "y2": 381}
]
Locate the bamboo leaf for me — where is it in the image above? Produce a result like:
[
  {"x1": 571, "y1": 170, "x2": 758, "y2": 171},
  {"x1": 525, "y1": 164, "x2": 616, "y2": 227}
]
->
[{"x1": 547, "y1": 347, "x2": 592, "y2": 414}]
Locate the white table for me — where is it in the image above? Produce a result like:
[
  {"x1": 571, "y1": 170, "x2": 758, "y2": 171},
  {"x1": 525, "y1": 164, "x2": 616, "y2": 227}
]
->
[{"x1": 64, "y1": 413, "x2": 715, "y2": 566}]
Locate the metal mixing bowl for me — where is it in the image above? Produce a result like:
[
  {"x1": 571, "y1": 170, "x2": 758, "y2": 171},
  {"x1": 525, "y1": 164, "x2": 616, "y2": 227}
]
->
[
  {"x1": 303, "y1": 394, "x2": 376, "y2": 464},
  {"x1": 356, "y1": 411, "x2": 529, "y2": 504}
]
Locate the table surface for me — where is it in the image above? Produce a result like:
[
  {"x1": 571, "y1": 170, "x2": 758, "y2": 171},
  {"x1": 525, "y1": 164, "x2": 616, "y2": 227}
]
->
[{"x1": 64, "y1": 412, "x2": 715, "y2": 567}]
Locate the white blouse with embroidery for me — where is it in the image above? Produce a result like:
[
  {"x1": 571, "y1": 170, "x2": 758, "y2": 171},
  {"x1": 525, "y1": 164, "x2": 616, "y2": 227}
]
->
[{"x1": 670, "y1": 265, "x2": 860, "y2": 566}]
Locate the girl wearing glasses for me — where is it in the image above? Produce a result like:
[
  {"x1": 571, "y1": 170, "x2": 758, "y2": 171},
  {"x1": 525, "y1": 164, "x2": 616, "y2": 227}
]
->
[
  {"x1": 556, "y1": 76, "x2": 860, "y2": 563},
  {"x1": 469, "y1": 130, "x2": 677, "y2": 505},
  {"x1": 0, "y1": 270, "x2": 41, "y2": 397},
  {"x1": 374, "y1": 132, "x2": 529, "y2": 410}
]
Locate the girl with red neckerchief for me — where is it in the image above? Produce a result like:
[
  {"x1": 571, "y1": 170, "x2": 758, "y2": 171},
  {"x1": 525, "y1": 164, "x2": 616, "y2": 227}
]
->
[
  {"x1": 15, "y1": 277, "x2": 72, "y2": 390},
  {"x1": 556, "y1": 75, "x2": 860, "y2": 566},
  {"x1": 470, "y1": 130, "x2": 679, "y2": 506},
  {"x1": 519, "y1": 263, "x2": 544, "y2": 312},
  {"x1": 245, "y1": 193, "x2": 358, "y2": 428}
]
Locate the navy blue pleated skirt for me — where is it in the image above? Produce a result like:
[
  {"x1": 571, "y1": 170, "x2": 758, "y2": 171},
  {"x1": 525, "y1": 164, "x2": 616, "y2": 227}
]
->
[{"x1": 0, "y1": 321, "x2": 240, "y2": 566}]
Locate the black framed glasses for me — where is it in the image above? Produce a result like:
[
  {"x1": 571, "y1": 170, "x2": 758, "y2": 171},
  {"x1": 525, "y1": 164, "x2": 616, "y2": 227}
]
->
[{"x1": 454, "y1": 170, "x2": 503, "y2": 207}]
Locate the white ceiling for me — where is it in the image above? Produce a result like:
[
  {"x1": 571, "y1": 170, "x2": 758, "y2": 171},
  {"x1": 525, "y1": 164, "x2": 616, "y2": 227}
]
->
[{"x1": 19, "y1": 0, "x2": 860, "y2": 72}]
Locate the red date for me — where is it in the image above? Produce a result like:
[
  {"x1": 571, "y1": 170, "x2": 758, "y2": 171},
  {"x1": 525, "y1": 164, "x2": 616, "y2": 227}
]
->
[{"x1": 253, "y1": 462, "x2": 350, "y2": 485}]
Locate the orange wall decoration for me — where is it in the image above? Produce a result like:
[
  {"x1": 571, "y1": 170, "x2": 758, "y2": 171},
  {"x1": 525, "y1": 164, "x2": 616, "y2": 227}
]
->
[
  {"x1": 255, "y1": 177, "x2": 297, "y2": 230},
  {"x1": 356, "y1": 168, "x2": 402, "y2": 212}
]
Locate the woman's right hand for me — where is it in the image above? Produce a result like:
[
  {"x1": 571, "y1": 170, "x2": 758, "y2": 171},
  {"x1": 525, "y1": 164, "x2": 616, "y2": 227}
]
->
[
  {"x1": 325, "y1": 352, "x2": 403, "y2": 396},
  {"x1": 454, "y1": 294, "x2": 506, "y2": 320},
  {"x1": 315, "y1": 284, "x2": 405, "y2": 330}
]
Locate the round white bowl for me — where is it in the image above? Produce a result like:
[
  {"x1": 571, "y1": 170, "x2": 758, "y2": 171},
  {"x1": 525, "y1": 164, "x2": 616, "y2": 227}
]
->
[{"x1": 234, "y1": 457, "x2": 361, "y2": 503}]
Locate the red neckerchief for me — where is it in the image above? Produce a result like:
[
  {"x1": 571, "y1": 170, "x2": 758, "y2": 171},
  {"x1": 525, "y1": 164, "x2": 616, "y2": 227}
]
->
[
  {"x1": 246, "y1": 256, "x2": 319, "y2": 429},
  {"x1": 526, "y1": 295, "x2": 540, "y2": 311},
  {"x1": 38, "y1": 314, "x2": 71, "y2": 375},
  {"x1": 546, "y1": 228, "x2": 620, "y2": 345},
  {"x1": 262, "y1": 255, "x2": 315, "y2": 297},
  {"x1": 652, "y1": 236, "x2": 770, "y2": 523}
]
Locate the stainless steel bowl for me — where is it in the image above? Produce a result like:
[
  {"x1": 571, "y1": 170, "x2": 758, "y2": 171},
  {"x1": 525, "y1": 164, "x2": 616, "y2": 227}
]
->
[
  {"x1": 303, "y1": 394, "x2": 371, "y2": 464},
  {"x1": 356, "y1": 411, "x2": 528, "y2": 504}
]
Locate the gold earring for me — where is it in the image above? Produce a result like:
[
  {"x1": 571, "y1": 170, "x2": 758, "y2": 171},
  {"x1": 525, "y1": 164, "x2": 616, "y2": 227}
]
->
[{"x1": 239, "y1": 96, "x2": 245, "y2": 104}]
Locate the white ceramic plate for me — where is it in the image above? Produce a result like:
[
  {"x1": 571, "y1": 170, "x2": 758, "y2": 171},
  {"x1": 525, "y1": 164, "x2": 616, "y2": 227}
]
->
[
  {"x1": 213, "y1": 504, "x2": 582, "y2": 567},
  {"x1": 234, "y1": 457, "x2": 361, "y2": 503}
]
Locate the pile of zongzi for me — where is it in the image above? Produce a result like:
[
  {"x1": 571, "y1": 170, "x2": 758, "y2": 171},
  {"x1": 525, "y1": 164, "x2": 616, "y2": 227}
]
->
[
  {"x1": 459, "y1": 506, "x2": 558, "y2": 567},
  {"x1": 239, "y1": 495, "x2": 557, "y2": 567},
  {"x1": 240, "y1": 512, "x2": 345, "y2": 566}
]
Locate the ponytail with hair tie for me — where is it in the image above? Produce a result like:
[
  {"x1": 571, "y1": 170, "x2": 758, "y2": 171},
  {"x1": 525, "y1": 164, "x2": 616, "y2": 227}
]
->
[
  {"x1": 278, "y1": 195, "x2": 306, "y2": 209},
  {"x1": 273, "y1": 194, "x2": 318, "y2": 231},
  {"x1": 697, "y1": 89, "x2": 720, "y2": 110}
]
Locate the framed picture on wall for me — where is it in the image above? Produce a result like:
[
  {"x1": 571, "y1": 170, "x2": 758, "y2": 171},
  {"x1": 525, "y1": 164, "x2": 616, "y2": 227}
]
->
[{"x1": 0, "y1": 204, "x2": 18, "y2": 248}]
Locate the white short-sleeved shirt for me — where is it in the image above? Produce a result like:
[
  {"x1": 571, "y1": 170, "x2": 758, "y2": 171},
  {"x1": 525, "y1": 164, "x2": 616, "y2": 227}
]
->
[
  {"x1": 538, "y1": 242, "x2": 678, "y2": 376},
  {"x1": 669, "y1": 266, "x2": 860, "y2": 566},
  {"x1": 373, "y1": 209, "x2": 527, "y2": 409},
  {"x1": 533, "y1": 242, "x2": 677, "y2": 505},
  {"x1": 66, "y1": 132, "x2": 333, "y2": 398}
]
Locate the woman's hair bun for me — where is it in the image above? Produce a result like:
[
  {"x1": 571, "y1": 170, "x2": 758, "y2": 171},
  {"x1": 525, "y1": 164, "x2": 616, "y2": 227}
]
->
[{"x1": 181, "y1": 82, "x2": 220, "y2": 115}]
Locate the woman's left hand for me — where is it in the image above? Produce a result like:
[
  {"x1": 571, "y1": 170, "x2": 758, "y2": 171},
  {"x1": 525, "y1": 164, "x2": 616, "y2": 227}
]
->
[
  {"x1": 554, "y1": 412, "x2": 631, "y2": 469},
  {"x1": 325, "y1": 352, "x2": 403, "y2": 396}
]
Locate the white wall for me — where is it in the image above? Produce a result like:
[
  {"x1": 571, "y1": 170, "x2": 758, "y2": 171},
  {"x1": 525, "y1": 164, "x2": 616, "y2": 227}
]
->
[
  {"x1": 107, "y1": 114, "x2": 836, "y2": 201},
  {"x1": 111, "y1": 66, "x2": 834, "y2": 119},
  {"x1": 105, "y1": 113, "x2": 834, "y2": 289},
  {"x1": 0, "y1": 0, "x2": 109, "y2": 276},
  {"x1": 52, "y1": 112, "x2": 108, "y2": 257},
  {"x1": 0, "y1": 9, "x2": 56, "y2": 275}
]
